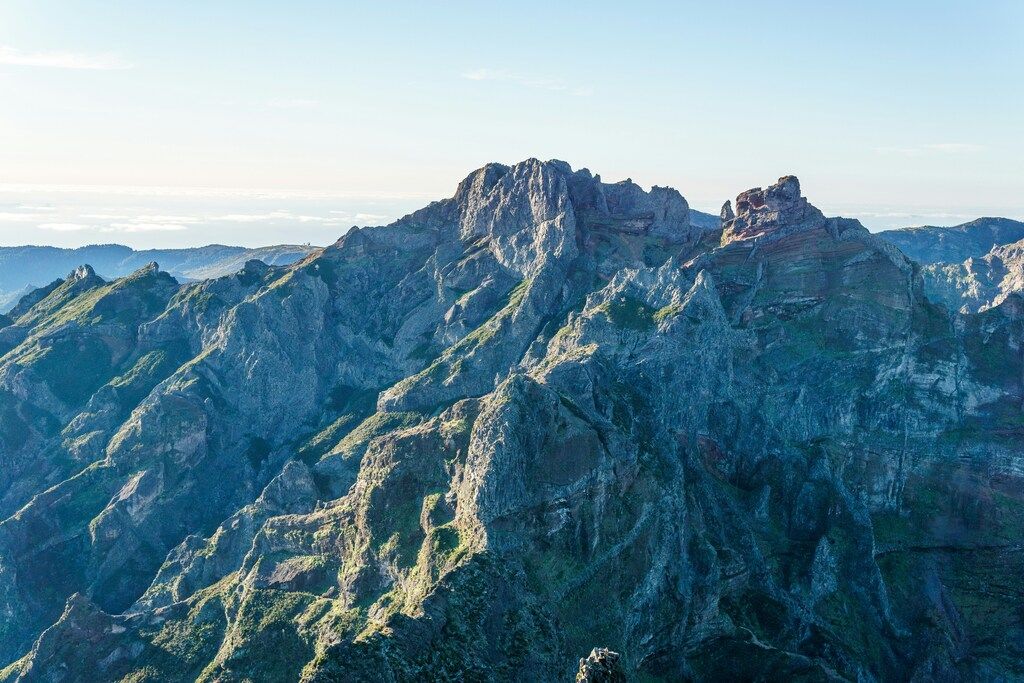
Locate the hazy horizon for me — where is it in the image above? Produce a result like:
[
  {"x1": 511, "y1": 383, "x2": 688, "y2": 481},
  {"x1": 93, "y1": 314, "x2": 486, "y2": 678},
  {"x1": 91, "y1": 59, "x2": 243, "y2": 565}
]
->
[{"x1": 3, "y1": 169, "x2": 1022, "y2": 250}]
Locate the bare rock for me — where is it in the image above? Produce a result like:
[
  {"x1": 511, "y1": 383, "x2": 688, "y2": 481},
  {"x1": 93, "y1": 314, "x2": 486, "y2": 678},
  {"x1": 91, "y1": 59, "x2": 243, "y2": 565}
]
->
[{"x1": 576, "y1": 648, "x2": 627, "y2": 682}]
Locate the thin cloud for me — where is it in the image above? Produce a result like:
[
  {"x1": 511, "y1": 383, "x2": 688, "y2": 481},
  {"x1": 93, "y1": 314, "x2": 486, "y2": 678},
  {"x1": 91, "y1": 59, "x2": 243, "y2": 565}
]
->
[
  {"x1": 462, "y1": 68, "x2": 592, "y2": 96},
  {"x1": 353, "y1": 212, "x2": 389, "y2": 223},
  {"x1": 40, "y1": 219, "x2": 187, "y2": 233},
  {"x1": 39, "y1": 222, "x2": 90, "y2": 232},
  {"x1": 215, "y1": 210, "x2": 327, "y2": 223},
  {"x1": 329, "y1": 210, "x2": 391, "y2": 225},
  {"x1": 0, "y1": 45, "x2": 132, "y2": 70},
  {"x1": 921, "y1": 143, "x2": 985, "y2": 153},
  {"x1": 131, "y1": 214, "x2": 203, "y2": 224},
  {"x1": 0, "y1": 184, "x2": 434, "y2": 201},
  {"x1": 80, "y1": 213, "x2": 134, "y2": 220},
  {"x1": 874, "y1": 143, "x2": 985, "y2": 157},
  {"x1": 266, "y1": 98, "x2": 319, "y2": 109},
  {"x1": 107, "y1": 222, "x2": 188, "y2": 232},
  {"x1": 845, "y1": 210, "x2": 974, "y2": 220},
  {"x1": 0, "y1": 211, "x2": 55, "y2": 222}
]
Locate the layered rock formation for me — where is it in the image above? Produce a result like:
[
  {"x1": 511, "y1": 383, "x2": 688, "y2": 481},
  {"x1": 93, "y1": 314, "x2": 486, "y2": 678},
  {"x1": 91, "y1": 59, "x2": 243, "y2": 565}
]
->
[{"x1": 0, "y1": 160, "x2": 1022, "y2": 682}]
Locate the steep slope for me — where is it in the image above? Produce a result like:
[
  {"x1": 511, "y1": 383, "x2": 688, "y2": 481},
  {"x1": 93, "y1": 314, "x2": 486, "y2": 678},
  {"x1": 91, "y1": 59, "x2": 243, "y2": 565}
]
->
[
  {"x1": 877, "y1": 217, "x2": 1024, "y2": 265},
  {"x1": 916, "y1": 238, "x2": 1024, "y2": 313},
  {"x1": 0, "y1": 244, "x2": 316, "y2": 312},
  {"x1": 1, "y1": 160, "x2": 1022, "y2": 682}
]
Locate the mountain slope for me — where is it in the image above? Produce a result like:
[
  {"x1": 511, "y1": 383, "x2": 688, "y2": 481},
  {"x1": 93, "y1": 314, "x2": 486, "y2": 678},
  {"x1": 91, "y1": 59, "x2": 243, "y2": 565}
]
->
[
  {"x1": 1, "y1": 160, "x2": 1022, "y2": 682},
  {"x1": 915, "y1": 238, "x2": 1024, "y2": 313},
  {"x1": 877, "y1": 217, "x2": 1024, "y2": 265},
  {"x1": 0, "y1": 243, "x2": 317, "y2": 312}
]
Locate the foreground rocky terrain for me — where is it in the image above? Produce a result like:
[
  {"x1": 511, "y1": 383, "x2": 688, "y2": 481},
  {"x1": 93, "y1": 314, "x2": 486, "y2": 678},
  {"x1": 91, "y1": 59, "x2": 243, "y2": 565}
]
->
[{"x1": 0, "y1": 160, "x2": 1022, "y2": 681}]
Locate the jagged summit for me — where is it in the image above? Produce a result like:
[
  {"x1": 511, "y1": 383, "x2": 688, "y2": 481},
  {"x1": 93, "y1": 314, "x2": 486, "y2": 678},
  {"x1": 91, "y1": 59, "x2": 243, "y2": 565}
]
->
[
  {"x1": 720, "y1": 174, "x2": 828, "y2": 245},
  {"x1": 123, "y1": 261, "x2": 161, "y2": 280},
  {"x1": 415, "y1": 158, "x2": 708, "y2": 248},
  {"x1": 333, "y1": 158, "x2": 719, "y2": 283},
  {"x1": 67, "y1": 264, "x2": 98, "y2": 282},
  {"x1": 720, "y1": 200, "x2": 734, "y2": 223}
]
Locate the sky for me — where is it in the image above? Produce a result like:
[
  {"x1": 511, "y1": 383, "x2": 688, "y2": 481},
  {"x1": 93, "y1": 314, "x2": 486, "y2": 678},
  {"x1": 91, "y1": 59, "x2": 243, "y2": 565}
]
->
[{"x1": 1, "y1": 0, "x2": 1022, "y2": 248}]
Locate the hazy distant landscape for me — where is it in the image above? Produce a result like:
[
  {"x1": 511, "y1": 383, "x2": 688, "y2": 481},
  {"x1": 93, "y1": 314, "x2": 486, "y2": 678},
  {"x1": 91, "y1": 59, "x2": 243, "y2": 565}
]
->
[{"x1": 0, "y1": 243, "x2": 316, "y2": 311}]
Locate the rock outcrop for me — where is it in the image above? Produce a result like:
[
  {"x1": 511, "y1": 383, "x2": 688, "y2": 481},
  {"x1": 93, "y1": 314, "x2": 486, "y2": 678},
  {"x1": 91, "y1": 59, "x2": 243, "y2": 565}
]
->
[
  {"x1": 720, "y1": 175, "x2": 825, "y2": 245},
  {"x1": 576, "y1": 648, "x2": 626, "y2": 682}
]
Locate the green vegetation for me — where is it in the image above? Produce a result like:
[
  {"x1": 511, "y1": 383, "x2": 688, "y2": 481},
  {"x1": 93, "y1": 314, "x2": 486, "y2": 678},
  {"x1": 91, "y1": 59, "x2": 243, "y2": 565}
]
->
[
  {"x1": 198, "y1": 589, "x2": 322, "y2": 682},
  {"x1": 653, "y1": 302, "x2": 682, "y2": 322},
  {"x1": 18, "y1": 336, "x2": 113, "y2": 405},
  {"x1": 593, "y1": 295, "x2": 656, "y2": 331},
  {"x1": 327, "y1": 411, "x2": 422, "y2": 461}
]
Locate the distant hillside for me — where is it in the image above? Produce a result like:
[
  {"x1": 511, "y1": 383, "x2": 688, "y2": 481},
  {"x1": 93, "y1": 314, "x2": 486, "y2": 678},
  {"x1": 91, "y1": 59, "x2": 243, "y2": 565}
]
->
[
  {"x1": 0, "y1": 243, "x2": 317, "y2": 311},
  {"x1": 916, "y1": 237, "x2": 1024, "y2": 313},
  {"x1": 877, "y1": 217, "x2": 1024, "y2": 265},
  {"x1": 689, "y1": 208, "x2": 720, "y2": 230}
]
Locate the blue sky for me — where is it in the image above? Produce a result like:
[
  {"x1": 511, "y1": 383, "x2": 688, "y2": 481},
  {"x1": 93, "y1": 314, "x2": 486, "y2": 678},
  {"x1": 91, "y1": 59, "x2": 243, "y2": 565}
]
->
[{"x1": 1, "y1": 0, "x2": 1022, "y2": 248}]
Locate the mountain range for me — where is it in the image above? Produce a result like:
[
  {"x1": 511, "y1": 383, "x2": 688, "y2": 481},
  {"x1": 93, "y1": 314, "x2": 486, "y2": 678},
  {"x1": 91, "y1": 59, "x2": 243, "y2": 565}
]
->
[
  {"x1": 0, "y1": 159, "x2": 1022, "y2": 681},
  {"x1": 0, "y1": 244, "x2": 318, "y2": 312}
]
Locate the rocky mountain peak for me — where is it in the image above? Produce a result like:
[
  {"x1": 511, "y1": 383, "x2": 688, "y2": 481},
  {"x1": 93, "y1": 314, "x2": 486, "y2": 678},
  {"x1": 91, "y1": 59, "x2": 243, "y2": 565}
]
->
[
  {"x1": 576, "y1": 648, "x2": 626, "y2": 682},
  {"x1": 720, "y1": 200, "x2": 734, "y2": 223},
  {"x1": 721, "y1": 174, "x2": 826, "y2": 245},
  {"x1": 118, "y1": 262, "x2": 163, "y2": 283},
  {"x1": 446, "y1": 158, "x2": 710, "y2": 272},
  {"x1": 453, "y1": 161, "x2": 512, "y2": 206},
  {"x1": 67, "y1": 264, "x2": 98, "y2": 282},
  {"x1": 241, "y1": 258, "x2": 271, "y2": 275}
]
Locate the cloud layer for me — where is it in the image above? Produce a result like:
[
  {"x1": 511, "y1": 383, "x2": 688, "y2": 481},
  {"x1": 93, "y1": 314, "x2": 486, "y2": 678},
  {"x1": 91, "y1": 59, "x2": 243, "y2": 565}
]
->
[
  {"x1": 874, "y1": 143, "x2": 986, "y2": 156},
  {"x1": 462, "y1": 68, "x2": 592, "y2": 96},
  {"x1": 0, "y1": 45, "x2": 131, "y2": 70}
]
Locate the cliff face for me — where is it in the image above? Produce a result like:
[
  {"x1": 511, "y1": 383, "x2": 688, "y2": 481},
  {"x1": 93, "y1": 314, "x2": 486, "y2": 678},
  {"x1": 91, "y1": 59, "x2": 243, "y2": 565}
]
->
[{"x1": 0, "y1": 160, "x2": 1022, "y2": 682}]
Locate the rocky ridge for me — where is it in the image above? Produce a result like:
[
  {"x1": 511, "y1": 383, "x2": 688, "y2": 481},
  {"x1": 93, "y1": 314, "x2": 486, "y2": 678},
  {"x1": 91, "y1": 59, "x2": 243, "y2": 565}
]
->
[
  {"x1": 0, "y1": 243, "x2": 317, "y2": 313},
  {"x1": 0, "y1": 159, "x2": 1021, "y2": 681},
  {"x1": 878, "y1": 217, "x2": 1024, "y2": 265},
  {"x1": 915, "y1": 238, "x2": 1024, "y2": 313}
]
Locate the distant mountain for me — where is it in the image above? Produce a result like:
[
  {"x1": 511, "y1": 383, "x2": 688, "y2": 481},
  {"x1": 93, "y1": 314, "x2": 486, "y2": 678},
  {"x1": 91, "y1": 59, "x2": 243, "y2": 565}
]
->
[
  {"x1": 0, "y1": 243, "x2": 317, "y2": 311},
  {"x1": 874, "y1": 218, "x2": 1024, "y2": 312},
  {"x1": 2, "y1": 159, "x2": 1023, "y2": 681},
  {"x1": 877, "y1": 217, "x2": 1024, "y2": 265},
  {"x1": 917, "y1": 237, "x2": 1024, "y2": 313},
  {"x1": 689, "y1": 207, "x2": 720, "y2": 230}
]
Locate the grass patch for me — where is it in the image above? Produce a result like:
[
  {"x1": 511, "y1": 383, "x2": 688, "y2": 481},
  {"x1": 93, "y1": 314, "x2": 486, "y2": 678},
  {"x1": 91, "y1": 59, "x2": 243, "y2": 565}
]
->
[{"x1": 594, "y1": 295, "x2": 655, "y2": 331}]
